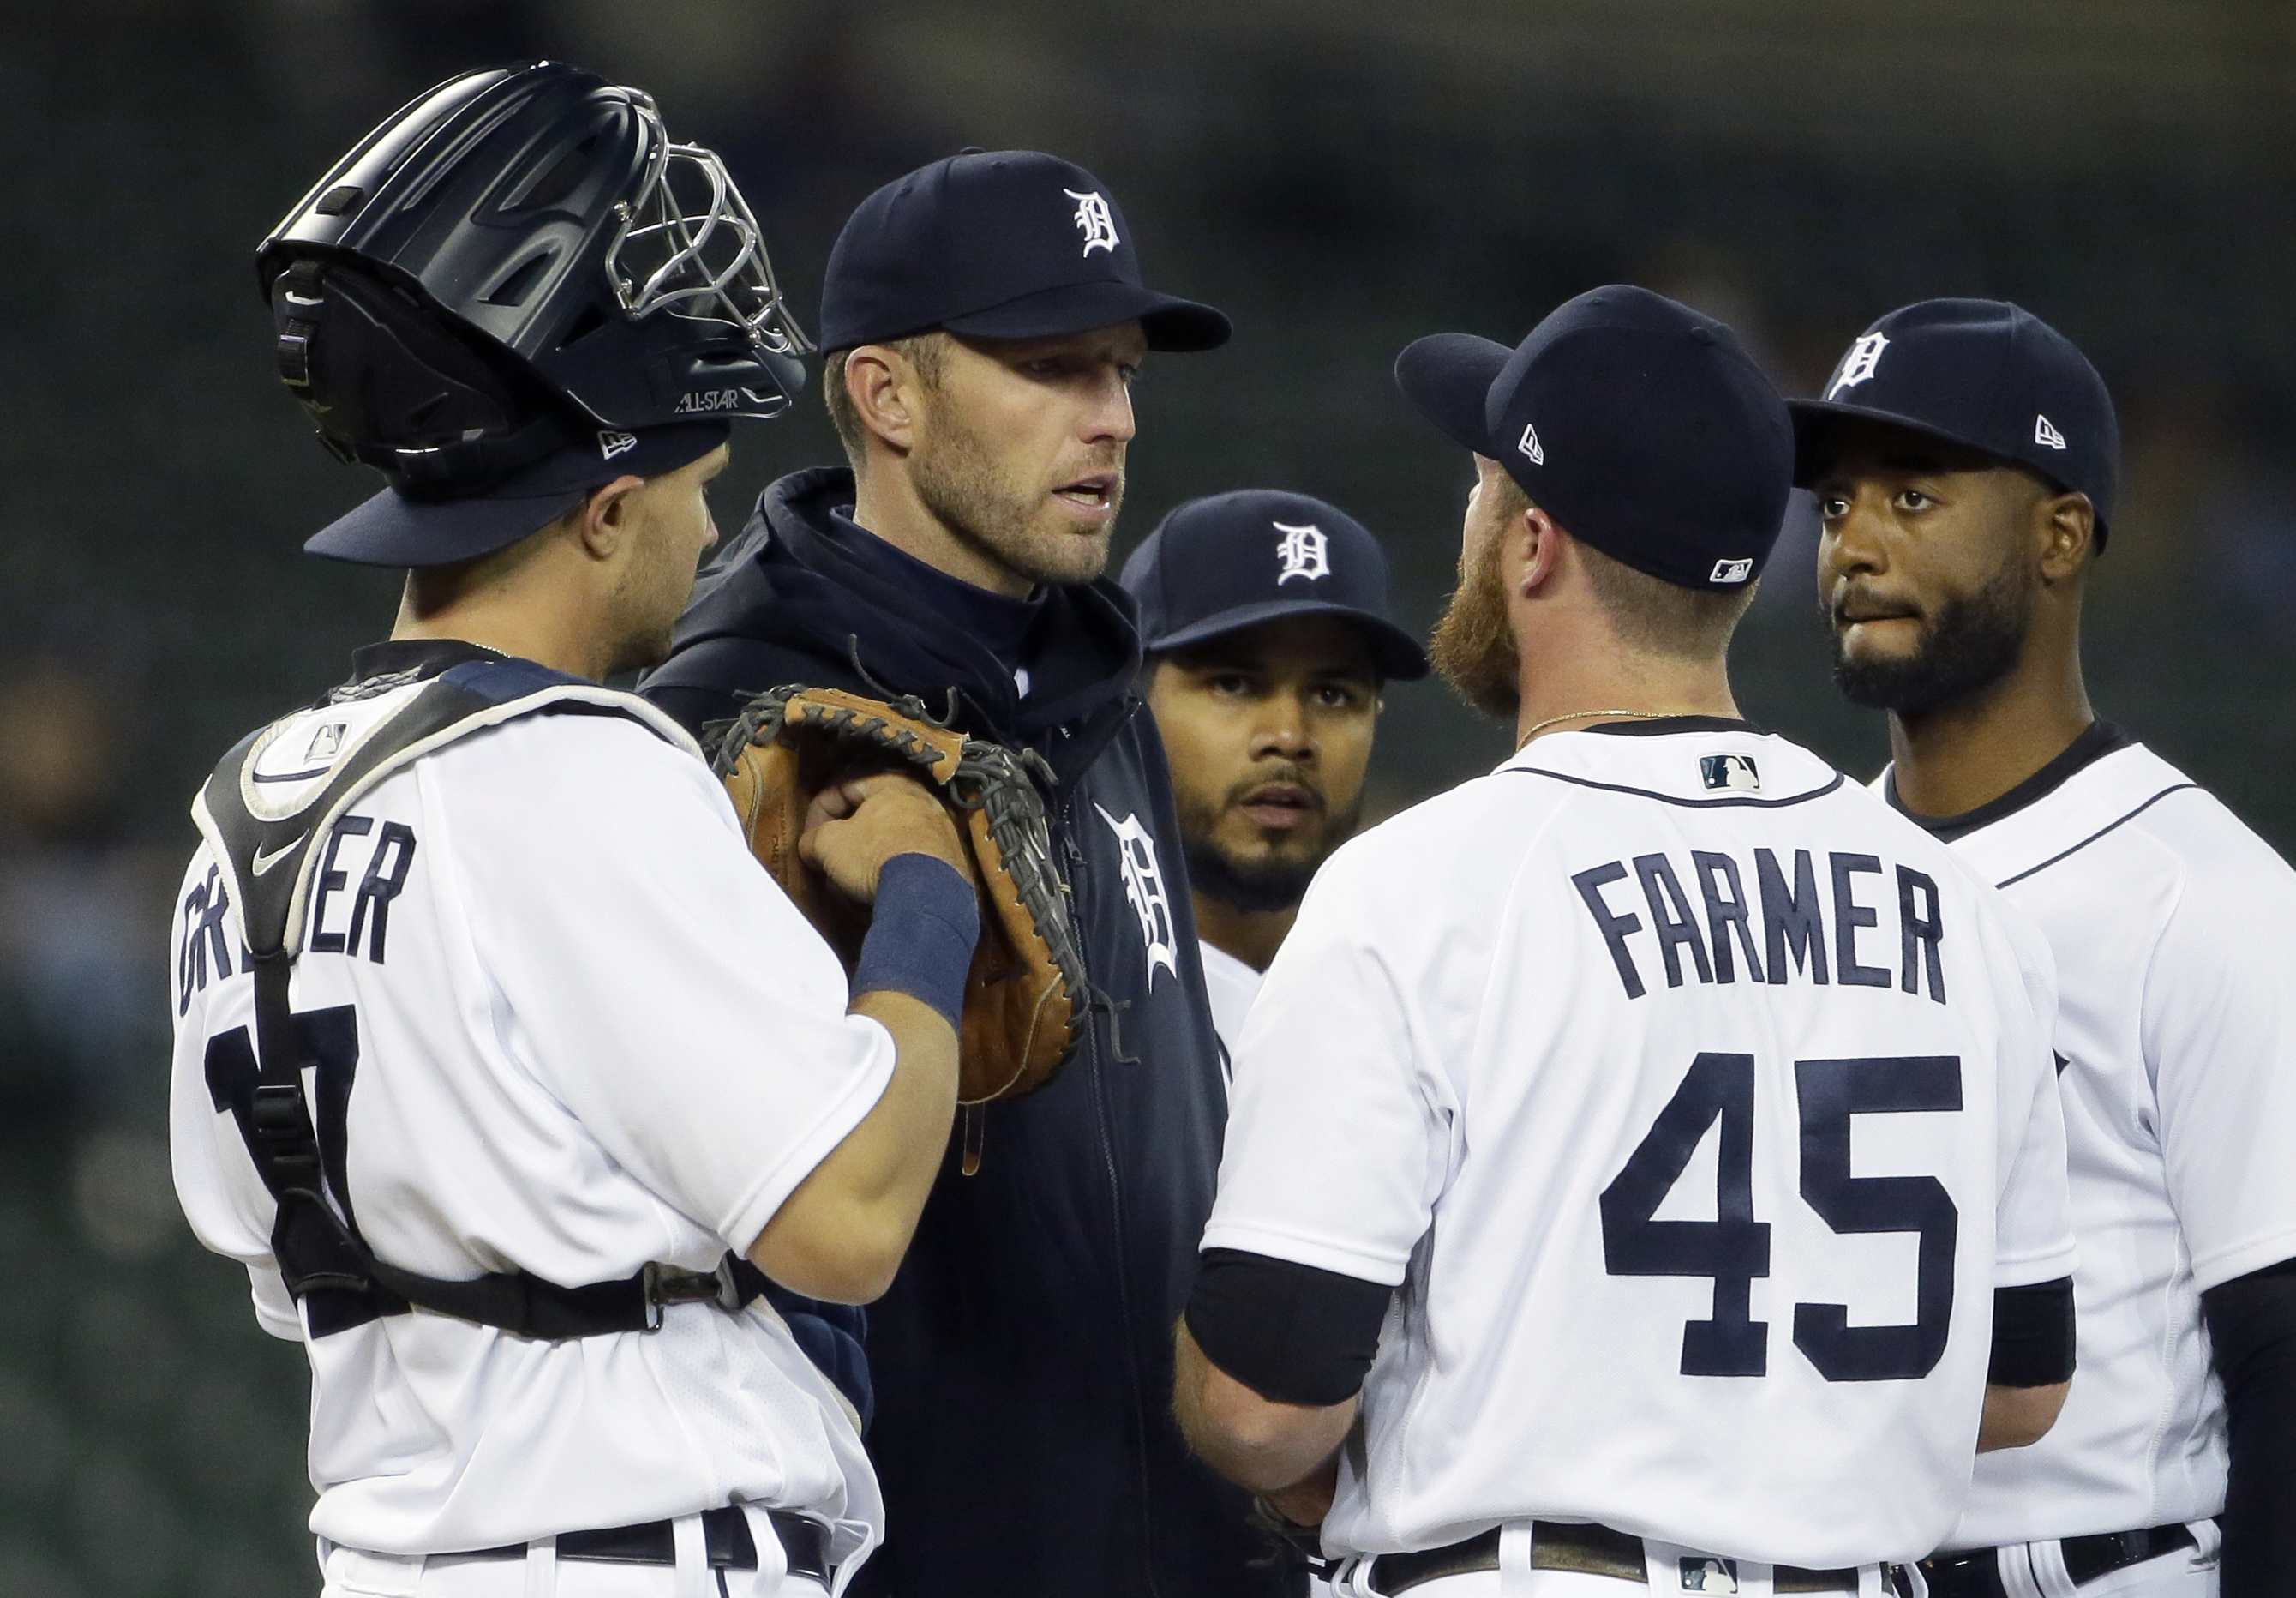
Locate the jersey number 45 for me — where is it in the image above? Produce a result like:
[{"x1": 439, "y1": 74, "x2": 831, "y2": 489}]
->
[{"x1": 1601, "y1": 1050, "x2": 1961, "y2": 1382}]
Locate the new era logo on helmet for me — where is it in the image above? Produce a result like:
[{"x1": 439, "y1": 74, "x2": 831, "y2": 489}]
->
[
  {"x1": 1064, "y1": 189, "x2": 1119, "y2": 256},
  {"x1": 1825, "y1": 331, "x2": 1890, "y2": 399},
  {"x1": 1519, "y1": 424, "x2": 1545, "y2": 466},
  {"x1": 2035, "y1": 413, "x2": 2067, "y2": 449},
  {"x1": 1710, "y1": 557, "x2": 1753, "y2": 584}
]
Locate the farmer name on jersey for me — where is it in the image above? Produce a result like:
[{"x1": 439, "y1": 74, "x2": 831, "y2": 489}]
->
[
  {"x1": 1572, "y1": 846, "x2": 1946, "y2": 1004},
  {"x1": 176, "y1": 813, "x2": 419, "y2": 1012}
]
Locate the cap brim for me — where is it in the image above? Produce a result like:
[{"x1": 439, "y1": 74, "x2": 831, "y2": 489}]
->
[
  {"x1": 1146, "y1": 598, "x2": 1430, "y2": 682},
  {"x1": 940, "y1": 279, "x2": 1232, "y2": 351},
  {"x1": 1394, "y1": 333, "x2": 1511, "y2": 456},
  {"x1": 1784, "y1": 398, "x2": 2017, "y2": 489},
  {"x1": 305, "y1": 484, "x2": 585, "y2": 567},
  {"x1": 304, "y1": 422, "x2": 731, "y2": 567}
]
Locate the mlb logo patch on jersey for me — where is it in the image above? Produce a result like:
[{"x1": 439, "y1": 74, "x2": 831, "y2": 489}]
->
[
  {"x1": 1700, "y1": 753, "x2": 1760, "y2": 792},
  {"x1": 1678, "y1": 1557, "x2": 1738, "y2": 1594}
]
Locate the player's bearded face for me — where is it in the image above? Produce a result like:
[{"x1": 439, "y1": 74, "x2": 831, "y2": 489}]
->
[
  {"x1": 1151, "y1": 620, "x2": 1381, "y2": 914},
  {"x1": 1431, "y1": 512, "x2": 1521, "y2": 721},
  {"x1": 1827, "y1": 523, "x2": 2047, "y2": 712},
  {"x1": 910, "y1": 327, "x2": 1143, "y2": 588}
]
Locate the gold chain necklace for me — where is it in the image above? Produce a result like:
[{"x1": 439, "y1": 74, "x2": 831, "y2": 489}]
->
[{"x1": 1514, "y1": 708, "x2": 1689, "y2": 751}]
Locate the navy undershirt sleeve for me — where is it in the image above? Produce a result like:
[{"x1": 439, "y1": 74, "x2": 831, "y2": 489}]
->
[
  {"x1": 1184, "y1": 1247, "x2": 1392, "y2": 1406},
  {"x1": 2201, "y1": 1257, "x2": 2296, "y2": 1598},
  {"x1": 1988, "y1": 1277, "x2": 2076, "y2": 1388}
]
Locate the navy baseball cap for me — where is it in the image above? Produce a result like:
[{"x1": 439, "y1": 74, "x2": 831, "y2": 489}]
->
[
  {"x1": 818, "y1": 150, "x2": 1230, "y2": 354},
  {"x1": 306, "y1": 420, "x2": 728, "y2": 566},
  {"x1": 1119, "y1": 490, "x2": 1430, "y2": 681},
  {"x1": 1788, "y1": 298, "x2": 2119, "y2": 537},
  {"x1": 1394, "y1": 285, "x2": 1793, "y2": 593}
]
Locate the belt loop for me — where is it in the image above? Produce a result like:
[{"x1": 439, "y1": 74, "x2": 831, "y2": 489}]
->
[
  {"x1": 2185, "y1": 1518, "x2": 2222, "y2": 1566},
  {"x1": 1858, "y1": 1565, "x2": 1884, "y2": 1598},
  {"x1": 2023, "y1": 1541, "x2": 2078, "y2": 1598},
  {"x1": 523, "y1": 1537, "x2": 555, "y2": 1598},
  {"x1": 672, "y1": 1513, "x2": 710, "y2": 1598},
  {"x1": 1897, "y1": 1564, "x2": 1930, "y2": 1598},
  {"x1": 1498, "y1": 1523, "x2": 1537, "y2": 1597}
]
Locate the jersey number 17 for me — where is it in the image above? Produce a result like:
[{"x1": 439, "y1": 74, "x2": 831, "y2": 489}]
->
[{"x1": 1600, "y1": 1051, "x2": 1961, "y2": 1382}]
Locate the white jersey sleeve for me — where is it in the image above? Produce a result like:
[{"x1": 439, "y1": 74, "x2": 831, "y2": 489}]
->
[
  {"x1": 2143, "y1": 814, "x2": 2296, "y2": 1292},
  {"x1": 1201, "y1": 838, "x2": 1457, "y2": 1285},
  {"x1": 439, "y1": 716, "x2": 893, "y2": 1253}
]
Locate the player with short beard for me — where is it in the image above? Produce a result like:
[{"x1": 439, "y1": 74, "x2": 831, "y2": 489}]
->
[
  {"x1": 1174, "y1": 286, "x2": 2077, "y2": 1597},
  {"x1": 641, "y1": 152, "x2": 1289, "y2": 1598},
  {"x1": 1121, "y1": 490, "x2": 1428, "y2": 1058},
  {"x1": 1805, "y1": 298, "x2": 2296, "y2": 1598}
]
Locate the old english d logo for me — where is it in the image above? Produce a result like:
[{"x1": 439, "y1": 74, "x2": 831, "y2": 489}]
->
[
  {"x1": 1094, "y1": 803, "x2": 1178, "y2": 990},
  {"x1": 1274, "y1": 521, "x2": 1330, "y2": 584},
  {"x1": 1825, "y1": 331, "x2": 1889, "y2": 398},
  {"x1": 1064, "y1": 188, "x2": 1119, "y2": 255}
]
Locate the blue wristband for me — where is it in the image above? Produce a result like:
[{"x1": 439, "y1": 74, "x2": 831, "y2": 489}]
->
[{"x1": 852, "y1": 854, "x2": 980, "y2": 1030}]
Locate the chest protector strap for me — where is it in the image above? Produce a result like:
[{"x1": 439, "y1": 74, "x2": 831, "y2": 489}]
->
[{"x1": 195, "y1": 656, "x2": 768, "y2": 1339}]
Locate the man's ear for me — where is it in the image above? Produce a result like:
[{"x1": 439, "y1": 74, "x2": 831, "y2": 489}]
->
[
  {"x1": 846, "y1": 345, "x2": 924, "y2": 454},
  {"x1": 1517, "y1": 502, "x2": 1564, "y2": 596},
  {"x1": 2037, "y1": 490, "x2": 2097, "y2": 583},
  {"x1": 577, "y1": 475, "x2": 647, "y2": 561}
]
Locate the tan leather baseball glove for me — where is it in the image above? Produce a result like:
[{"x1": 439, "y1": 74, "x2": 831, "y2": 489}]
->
[{"x1": 708, "y1": 685, "x2": 1086, "y2": 1114}]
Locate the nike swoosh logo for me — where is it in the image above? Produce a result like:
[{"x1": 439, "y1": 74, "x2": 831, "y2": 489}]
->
[{"x1": 252, "y1": 836, "x2": 306, "y2": 876}]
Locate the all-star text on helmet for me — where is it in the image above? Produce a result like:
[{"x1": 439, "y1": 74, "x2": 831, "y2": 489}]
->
[{"x1": 260, "y1": 62, "x2": 812, "y2": 495}]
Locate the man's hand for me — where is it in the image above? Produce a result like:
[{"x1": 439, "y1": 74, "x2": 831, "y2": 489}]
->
[{"x1": 800, "y1": 771, "x2": 974, "y2": 903}]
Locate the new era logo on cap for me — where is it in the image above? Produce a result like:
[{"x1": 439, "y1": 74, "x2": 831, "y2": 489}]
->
[
  {"x1": 2035, "y1": 413, "x2": 2066, "y2": 449},
  {"x1": 1064, "y1": 188, "x2": 1118, "y2": 256},
  {"x1": 598, "y1": 430, "x2": 638, "y2": 460},
  {"x1": 1519, "y1": 423, "x2": 1545, "y2": 466}
]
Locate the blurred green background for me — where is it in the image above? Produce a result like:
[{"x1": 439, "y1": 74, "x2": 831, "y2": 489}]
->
[{"x1": 3, "y1": 1, "x2": 2292, "y2": 1591}]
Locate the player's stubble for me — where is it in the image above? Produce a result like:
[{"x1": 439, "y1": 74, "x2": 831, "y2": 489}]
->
[
  {"x1": 1829, "y1": 544, "x2": 2037, "y2": 715},
  {"x1": 1177, "y1": 769, "x2": 1364, "y2": 914},
  {"x1": 910, "y1": 402, "x2": 1124, "y2": 589}
]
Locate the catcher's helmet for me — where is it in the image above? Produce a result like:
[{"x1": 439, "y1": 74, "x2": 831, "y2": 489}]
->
[{"x1": 260, "y1": 63, "x2": 809, "y2": 493}]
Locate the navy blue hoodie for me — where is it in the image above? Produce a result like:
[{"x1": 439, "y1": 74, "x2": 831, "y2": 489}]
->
[{"x1": 643, "y1": 468, "x2": 1285, "y2": 1598}]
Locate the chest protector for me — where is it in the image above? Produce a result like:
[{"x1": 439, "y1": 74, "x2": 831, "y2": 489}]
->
[{"x1": 193, "y1": 655, "x2": 768, "y2": 1339}]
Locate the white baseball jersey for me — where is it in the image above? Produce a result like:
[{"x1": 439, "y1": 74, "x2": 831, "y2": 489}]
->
[
  {"x1": 1891, "y1": 727, "x2": 2296, "y2": 1548},
  {"x1": 169, "y1": 671, "x2": 894, "y2": 1565},
  {"x1": 1199, "y1": 938, "x2": 1264, "y2": 1060},
  {"x1": 1205, "y1": 722, "x2": 2077, "y2": 1571}
]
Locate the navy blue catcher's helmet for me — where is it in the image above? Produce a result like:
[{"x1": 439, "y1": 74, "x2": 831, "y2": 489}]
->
[{"x1": 258, "y1": 63, "x2": 812, "y2": 497}]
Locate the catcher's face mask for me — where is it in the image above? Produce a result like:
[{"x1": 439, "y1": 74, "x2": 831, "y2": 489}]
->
[{"x1": 260, "y1": 62, "x2": 810, "y2": 441}]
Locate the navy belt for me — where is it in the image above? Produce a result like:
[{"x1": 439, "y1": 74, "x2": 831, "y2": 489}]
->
[
  {"x1": 1369, "y1": 1523, "x2": 1915, "y2": 1595},
  {"x1": 1920, "y1": 1524, "x2": 2198, "y2": 1596},
  {"x1": 465, "y1": 1505, "x2": 830, "y2": 1582}
]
